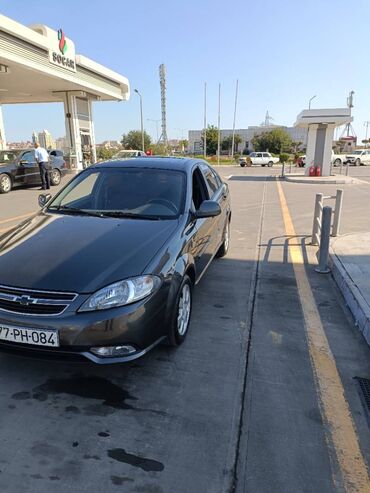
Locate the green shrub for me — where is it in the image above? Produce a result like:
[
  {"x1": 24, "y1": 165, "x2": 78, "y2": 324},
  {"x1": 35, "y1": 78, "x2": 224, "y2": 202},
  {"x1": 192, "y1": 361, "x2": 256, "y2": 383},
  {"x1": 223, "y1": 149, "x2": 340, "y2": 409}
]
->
[{"x1": 279, "y1": 153, "x2": 289, "y2": 163}]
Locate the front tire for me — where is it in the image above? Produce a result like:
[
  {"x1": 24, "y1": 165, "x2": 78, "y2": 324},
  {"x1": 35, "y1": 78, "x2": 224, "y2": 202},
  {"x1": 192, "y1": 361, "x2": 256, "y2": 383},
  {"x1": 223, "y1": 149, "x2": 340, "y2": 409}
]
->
[
  {"x1": 240, "y1": 162, "x2": 245, "y2": 167},
  {"x1": 268, "y1": 161, "x2": 274, "y2": 167},
  {"x1": 334, "y1": 158, "x2": 341, "y2": 167},
  {"x1": 50, "y1": 169, "x2": 61, "y2": 186},
  {"x1": 0, "y1": 174, "x2": 12, "y2": 193},
  {"x1": 166, "y1": 275, "x2": 193, "y2": 346}
]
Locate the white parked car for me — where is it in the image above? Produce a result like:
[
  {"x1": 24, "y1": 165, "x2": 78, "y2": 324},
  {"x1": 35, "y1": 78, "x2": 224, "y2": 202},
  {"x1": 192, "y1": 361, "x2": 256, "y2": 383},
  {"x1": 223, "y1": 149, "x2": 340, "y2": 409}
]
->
[
  {"x1": 112, "y1": 150, "x2": 147, "y2": 160},
  {"x1": 240, "y1": 152, "x2": 279, "y2": 167},
  {"x1": 343, "y1": 149, "x2": 370, "y2": 166}
]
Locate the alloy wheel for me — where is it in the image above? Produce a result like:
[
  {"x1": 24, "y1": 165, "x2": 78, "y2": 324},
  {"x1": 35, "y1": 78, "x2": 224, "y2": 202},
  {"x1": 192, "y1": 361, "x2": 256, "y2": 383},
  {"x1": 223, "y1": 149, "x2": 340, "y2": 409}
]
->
[
  {"x1": 0, "y1": 175, "x2": 11, "y2": 193},
  {"x1": 177, "y1": 284, "x2": 191, "y2": 336}
]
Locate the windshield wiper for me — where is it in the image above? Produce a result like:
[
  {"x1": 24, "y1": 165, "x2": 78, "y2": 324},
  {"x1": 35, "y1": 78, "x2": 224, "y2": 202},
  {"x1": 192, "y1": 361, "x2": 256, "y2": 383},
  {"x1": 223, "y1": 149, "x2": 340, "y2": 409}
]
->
[
  {"x1": 48, "y1": 205, "x2": 103, "y2": 218},
  {"x1": 99, "y1": 211, "x2": 162, "y2": 220}
]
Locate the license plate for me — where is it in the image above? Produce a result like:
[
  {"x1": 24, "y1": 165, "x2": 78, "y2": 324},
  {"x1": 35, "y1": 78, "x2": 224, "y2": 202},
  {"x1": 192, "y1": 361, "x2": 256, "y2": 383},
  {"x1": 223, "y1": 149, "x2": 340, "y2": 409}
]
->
[{"x1": 0, "y1": 324, "x2": 59, "y2": 347}]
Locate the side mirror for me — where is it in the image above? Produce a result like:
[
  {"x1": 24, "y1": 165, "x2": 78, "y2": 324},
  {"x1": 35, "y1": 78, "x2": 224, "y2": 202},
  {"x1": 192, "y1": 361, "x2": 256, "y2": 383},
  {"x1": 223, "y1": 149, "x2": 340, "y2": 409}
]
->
[
  {"x1": 38, "y1": 193, "x2": 52, "y2": 208},
  {"x1": 195, "y1": 200, "x2": 221, "y2": 219}
]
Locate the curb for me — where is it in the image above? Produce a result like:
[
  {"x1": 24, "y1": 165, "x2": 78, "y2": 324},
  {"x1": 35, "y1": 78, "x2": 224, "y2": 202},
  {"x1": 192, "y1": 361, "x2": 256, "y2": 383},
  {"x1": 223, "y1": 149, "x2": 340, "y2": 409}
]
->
[
  {"x1": 284, "y1": 176, "x2": 356, "y2": 184},
  {"x1": 330, "y1": 252, "x2": 370, "y2": 345}
]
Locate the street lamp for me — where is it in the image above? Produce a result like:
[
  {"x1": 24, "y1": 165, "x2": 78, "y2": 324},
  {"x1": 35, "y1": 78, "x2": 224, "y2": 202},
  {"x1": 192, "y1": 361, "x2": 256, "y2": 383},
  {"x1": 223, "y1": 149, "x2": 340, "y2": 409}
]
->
[
  {"x1": 134, "y1": 89, "x2": 144, "y2": 152},
  {"x1": 308, "y1": 95, "x2": 317, "y2": 110}
]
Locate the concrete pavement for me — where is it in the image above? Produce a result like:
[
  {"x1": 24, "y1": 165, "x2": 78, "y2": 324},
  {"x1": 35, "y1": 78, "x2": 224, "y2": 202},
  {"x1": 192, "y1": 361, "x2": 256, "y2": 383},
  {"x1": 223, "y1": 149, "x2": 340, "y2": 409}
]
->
[{"x1": 0, "y1": 166, "x2": 370, "y2": 491}]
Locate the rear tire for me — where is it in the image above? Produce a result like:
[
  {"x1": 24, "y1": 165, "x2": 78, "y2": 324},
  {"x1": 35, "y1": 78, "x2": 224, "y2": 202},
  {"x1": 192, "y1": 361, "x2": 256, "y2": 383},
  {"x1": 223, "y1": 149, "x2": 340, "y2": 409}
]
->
[
  {"x1": 240, "y1": 162, "x2": 245, "y2": 168},
  {"x1": 50, "y1": 169, "x2": 61, "y2": 186},
  {"x1": 355, "y1": 158, "x2": 361, "y2": 167},
  {"x1": 334, "y1": 158, "x2": 341, "y2": 167},
  {"x1": 0, "y1": 174, "x2": 12, "y2": 193},
  {"x1": 216, "y1": 218, "x2": 230, "y2": 258},
  {"x1": 166, "y1": 275, "x2": 193, "y2": 347}
]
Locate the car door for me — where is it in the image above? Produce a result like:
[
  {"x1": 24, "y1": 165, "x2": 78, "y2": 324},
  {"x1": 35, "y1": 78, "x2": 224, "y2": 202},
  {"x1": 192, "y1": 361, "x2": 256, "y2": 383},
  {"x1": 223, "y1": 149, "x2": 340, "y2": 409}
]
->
[
  {"x1": 255, "y1": 152, "x2": 263, "y2": 165},
  {"x1": 186, "y1": 165, "x2": 216, "y2": 280},
  {"x1": 199, "y1": 163, "x2": 228, "y2": 252},
  {"x1": 365, "y1": 151, "x2": 370, "y2": 165},
  {"x1": 18, "y1": 150, "x2": 39, "y2": 185}
]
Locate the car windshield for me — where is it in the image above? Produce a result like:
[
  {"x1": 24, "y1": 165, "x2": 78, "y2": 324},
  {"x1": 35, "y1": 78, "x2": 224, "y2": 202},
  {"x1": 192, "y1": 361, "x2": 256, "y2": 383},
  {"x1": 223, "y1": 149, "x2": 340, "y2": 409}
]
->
[
  {"x1": 113, "y1": 151, "x2": 138, "y2": 158},
  {"x1": 48, "y1": 167, "x2": 186, "y2": 219},
  {"x1": 0, "y1": 150, "x2": 18, "y2": 163},
  {"x1": 351, "y1": 150, "x2": 363, "y2": 155}
]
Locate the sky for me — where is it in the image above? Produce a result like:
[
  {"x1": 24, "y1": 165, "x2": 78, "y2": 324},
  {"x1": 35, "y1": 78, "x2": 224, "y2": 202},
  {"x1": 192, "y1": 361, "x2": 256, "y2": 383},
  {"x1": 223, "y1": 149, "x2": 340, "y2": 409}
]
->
[{"x1": 1, "y1": 0, "x2": 370, "y2": 143}]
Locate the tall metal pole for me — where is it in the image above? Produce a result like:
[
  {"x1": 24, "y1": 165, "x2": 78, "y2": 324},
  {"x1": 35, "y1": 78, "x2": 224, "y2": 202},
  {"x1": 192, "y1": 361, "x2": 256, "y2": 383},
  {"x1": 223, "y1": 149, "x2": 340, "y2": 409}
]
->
[
  {"x1": 134, "y1": 89, "x2": 144, "y2": 152},
  {"x1": 231, "y1": 79, "x2": 239, "y2": 159},
  {"x1": 203, "y1": 82, "x2": 207, "y2": 159},
  {"x1": 308, "y1": 95, "x2": 316, "y2": 110},
  {"x1": 217, "y1": 83, "x2": 221, "y2": 166}
]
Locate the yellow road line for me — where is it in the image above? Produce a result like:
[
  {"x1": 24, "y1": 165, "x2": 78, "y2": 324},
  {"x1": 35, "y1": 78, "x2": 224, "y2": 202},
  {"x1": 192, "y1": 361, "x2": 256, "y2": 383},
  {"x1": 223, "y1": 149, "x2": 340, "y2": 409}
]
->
[
  {"x1": 0, "y1": 212, "x2": 33, "y2": 225},
  {"x1": 276, "y1": 179, "x2": 370, "y2": 492}
]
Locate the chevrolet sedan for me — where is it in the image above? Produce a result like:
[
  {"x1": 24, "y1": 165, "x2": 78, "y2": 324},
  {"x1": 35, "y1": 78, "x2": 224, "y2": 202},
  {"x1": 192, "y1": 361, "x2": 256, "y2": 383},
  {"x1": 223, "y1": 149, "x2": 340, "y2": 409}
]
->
[{"x1": 0, "y1": 158, "x2": 231, "y2": 363}]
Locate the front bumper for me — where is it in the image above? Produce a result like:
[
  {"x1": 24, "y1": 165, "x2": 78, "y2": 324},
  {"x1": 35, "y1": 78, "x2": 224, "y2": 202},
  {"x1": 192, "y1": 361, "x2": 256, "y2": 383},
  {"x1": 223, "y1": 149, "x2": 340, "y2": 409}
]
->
[{"x1": 0, "y1": 286, "x2": 169, "y2": 364}]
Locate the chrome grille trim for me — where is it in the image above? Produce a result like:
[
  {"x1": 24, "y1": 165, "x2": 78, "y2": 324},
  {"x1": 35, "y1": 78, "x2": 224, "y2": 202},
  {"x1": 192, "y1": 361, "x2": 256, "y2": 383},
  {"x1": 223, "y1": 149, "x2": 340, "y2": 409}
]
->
[{"x1": 0, "y1": 285, "x2": 77, "y2": 316}]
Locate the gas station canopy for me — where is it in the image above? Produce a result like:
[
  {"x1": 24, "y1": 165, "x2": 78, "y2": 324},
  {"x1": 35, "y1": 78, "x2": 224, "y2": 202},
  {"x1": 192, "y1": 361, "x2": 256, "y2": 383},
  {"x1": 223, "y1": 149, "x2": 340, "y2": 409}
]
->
[{"x1": 0, "y1": 14, "x2": 130, "y2": 168}]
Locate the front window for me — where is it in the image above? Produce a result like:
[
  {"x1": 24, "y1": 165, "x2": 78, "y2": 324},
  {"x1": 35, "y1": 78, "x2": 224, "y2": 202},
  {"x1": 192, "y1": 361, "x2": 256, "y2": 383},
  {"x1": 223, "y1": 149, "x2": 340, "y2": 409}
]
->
[
  {"x1": 0, "y1": 151, "x2": 18, "y2": 163},
  {"x1": 351, "y1": 150, "x2": 363, "y2": 155},
  {"x1": 48, "y1": 167, "x2": 186, "y2": 219}
]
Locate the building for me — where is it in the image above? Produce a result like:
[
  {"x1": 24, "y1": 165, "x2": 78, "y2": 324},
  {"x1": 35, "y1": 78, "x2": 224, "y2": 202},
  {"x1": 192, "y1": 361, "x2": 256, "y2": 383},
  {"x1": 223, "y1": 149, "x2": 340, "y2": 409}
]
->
[
  {"x1": 6, "y1": 140, "x2": 33, "y2": 149},
  {"x1": 0, "y1": 14, "x2": 129, "y2": 168},
  {"x1": 35, "y1": 129, "x2": 55, "y2": 149},
  {"x1": 55, "y1": 136, "x2": 68, "y2": 151},
  {"x1": 188, "y1": 124, "x2": 308, "y2": 154}
]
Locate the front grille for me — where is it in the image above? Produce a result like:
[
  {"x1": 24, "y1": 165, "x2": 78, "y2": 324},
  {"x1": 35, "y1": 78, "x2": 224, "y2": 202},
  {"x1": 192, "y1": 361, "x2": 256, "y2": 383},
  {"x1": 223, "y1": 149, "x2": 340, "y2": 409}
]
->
[{"x1": 0, "y1": 285, "x2": 77, "y2": 316}]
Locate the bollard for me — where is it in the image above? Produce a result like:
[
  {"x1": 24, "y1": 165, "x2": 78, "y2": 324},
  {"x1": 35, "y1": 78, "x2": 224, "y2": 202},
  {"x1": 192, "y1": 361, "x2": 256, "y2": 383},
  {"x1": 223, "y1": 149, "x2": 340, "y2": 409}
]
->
[
  {"x1": 332, "y1": 189, "x2": 343, "y2": 237},
  {"x1": 315, "y1": 206, "x2": 332, "y2": 274},
  {"x1": 345, "y1": 161, "x2": 350, "y2": 176},
  {"x1": 281, "y1": 161, "x2": 285, "y2": 178},
  {"x1": 311, "y1": 193, "x2": 323, "y2": 245}
]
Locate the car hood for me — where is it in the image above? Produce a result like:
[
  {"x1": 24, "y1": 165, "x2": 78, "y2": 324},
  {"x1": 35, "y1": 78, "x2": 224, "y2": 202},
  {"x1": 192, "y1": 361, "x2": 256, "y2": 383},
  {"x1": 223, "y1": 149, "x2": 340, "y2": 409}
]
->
[{"x1": 0, "y1": 212, "x2": 179, "y2": 293}]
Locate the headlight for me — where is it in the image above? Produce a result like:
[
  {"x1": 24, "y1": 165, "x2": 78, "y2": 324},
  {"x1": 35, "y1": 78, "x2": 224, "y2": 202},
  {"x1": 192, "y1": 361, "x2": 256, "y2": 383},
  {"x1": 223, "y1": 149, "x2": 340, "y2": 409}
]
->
[{"x1": 79, "y1": 275, "x2": 161, "y2": 312}]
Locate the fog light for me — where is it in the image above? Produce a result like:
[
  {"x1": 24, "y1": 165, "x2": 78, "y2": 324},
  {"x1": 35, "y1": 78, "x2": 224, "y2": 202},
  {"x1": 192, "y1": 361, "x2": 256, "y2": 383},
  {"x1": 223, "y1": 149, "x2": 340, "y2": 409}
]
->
[{"x1": 90, "y1": 345, "x2": 137, "y2": 357}]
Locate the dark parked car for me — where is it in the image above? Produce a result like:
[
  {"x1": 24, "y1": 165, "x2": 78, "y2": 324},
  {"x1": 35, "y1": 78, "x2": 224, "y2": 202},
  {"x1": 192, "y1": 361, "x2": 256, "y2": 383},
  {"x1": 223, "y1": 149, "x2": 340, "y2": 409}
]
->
[
  {"x1": 0, "y1": 149, "x2": 68, "y2": 193},
  {"x1": 0, "y1": 158, "x2": 231, "y2": 363}
]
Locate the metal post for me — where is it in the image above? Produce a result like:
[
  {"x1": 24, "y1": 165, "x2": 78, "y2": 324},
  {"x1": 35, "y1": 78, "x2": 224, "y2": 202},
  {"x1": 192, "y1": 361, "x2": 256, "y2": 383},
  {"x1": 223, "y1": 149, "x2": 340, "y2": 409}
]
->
[
  {"x1": 345, "y1": 161, "x2": 350, "y2": 176},
  {"x1": 311, "y1": 193, "x2": 323, "y2": 245},
  {"x1": 231, "y1": 79, "x2": 238, "y2": 160},
  {"x1": 203, "y1": 82, "x2": 207, "y2": 159},
  {"x1": 281, "y1": 161, "x2": 285, "y2": 178},
  {"x1": 134, "y1": 89, "x2": 144, "y2": 152},
  {"x1": 332, "y1": 189, "x2": 343, "y2": 237},
  {"x1": 315, "y1": 206, "x2": 332, "y2": 274},
  {"x1": 217, "y1": 83, "x2": 221, "y2": 166}
]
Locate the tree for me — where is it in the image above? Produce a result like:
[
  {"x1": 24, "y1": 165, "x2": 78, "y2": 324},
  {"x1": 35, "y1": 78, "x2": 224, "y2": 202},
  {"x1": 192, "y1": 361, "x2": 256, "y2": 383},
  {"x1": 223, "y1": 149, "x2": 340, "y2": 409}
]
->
[
  {"x1": 178, "y1": 139, "x2": 188, "y2": 152},
  {"x1": 201, "y1": 125, "x2": 219, "y2": 155},
  {"x1": 252, "y1": 128, "x2": 293, "y2": 154},
  {"x1": 96, "y1": 147, "x2": 115, "y2": 161},
  {"x1": 121, "y1": 130, "x2": 151, "y2": 150},
  {"x1": 221, "y1": 134, "x2": 242, "y2": 153},
  {"x1": 149, "y1": 143, "x2": 168, "y2": 155}
]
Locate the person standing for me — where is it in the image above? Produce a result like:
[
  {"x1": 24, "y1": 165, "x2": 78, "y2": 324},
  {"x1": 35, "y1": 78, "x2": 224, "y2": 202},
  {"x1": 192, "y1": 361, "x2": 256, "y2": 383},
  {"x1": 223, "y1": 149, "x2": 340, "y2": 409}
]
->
[{"x1": 34, "y1": 142, "x2": 50, "y2": 190}]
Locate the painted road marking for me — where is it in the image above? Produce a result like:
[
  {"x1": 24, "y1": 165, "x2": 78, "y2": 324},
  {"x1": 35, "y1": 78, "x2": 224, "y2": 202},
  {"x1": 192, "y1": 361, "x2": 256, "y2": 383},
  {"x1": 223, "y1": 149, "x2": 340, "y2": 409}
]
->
[{"x1": 276, "y1": 179, "x2": 370, "y2": 492}]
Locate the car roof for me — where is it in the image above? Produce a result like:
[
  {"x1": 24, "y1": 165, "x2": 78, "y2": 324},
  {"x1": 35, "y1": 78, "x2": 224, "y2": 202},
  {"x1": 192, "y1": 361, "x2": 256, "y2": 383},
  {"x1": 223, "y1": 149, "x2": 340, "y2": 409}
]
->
[{"x1": 91, "y1": 157, "x2": 206, "y2": 172}]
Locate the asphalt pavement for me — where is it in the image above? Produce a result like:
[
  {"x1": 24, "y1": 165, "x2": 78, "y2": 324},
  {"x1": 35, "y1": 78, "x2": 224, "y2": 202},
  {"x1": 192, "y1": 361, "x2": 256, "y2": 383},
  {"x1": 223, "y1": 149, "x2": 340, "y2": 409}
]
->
[{"x1": 0, "y1": 165, "x2": 369, "y2": 492}]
